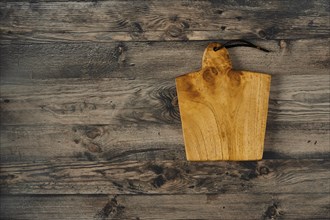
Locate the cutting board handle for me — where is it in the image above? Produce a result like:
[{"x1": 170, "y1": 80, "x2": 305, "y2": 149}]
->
[{"x1": 202, "y1": 43, "x2": 232, "y2": 74}]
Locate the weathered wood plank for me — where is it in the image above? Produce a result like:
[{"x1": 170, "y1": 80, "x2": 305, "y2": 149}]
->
[
  {"x1": 1, "y1": 76, "x2": 329, "y2": 126},
  {"x1": 1, "y1": 160, "x2": 329, "y2": 195},
  {"x1": 0, "y1": 124, "x2": 329, "y2": 162},
  {"x1": 1, "y1": 39, "x2": 329, "y2": 80},
  {"x1": 1, "y1": 76, "x2": 328, "y2": 161},
  {"x1": 0, "y1": 124, "x2": 185, "y2": 162},
  {"x1": 0, "y1": 1, "x2": 329, "y2": 42},
  {"x1": 1, "y1": 194, "x2": 329, "y2": 219}
]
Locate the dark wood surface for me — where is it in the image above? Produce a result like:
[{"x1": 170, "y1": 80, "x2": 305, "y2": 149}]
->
[{"x1": 0, "y1": 0, "x2": 329, "y2": 219}]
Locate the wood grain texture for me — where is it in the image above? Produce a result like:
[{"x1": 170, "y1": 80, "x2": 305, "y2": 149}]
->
[
  {"x1": 0, "y1": 0, "x2": 329, "y2": 42},
  {"x1": 176, "y1": 43, "x2": 271, "y2": 160},
  {"x1": 1, "y1": 124, "x2": 329, "y2": 163},
  {"x1": 1, "y1": 75, "x2": 329, "y2": 126},
  {"x1": 1, "y1": 39, "x2": 329, "y2": 80},
  {"x1": 0, "y1": 0, "x2": 329, "y2": 219},
  {"x1": 1, "y1": 194, "x2": 329, "y2": 220},
  {"x1": 0, "y1": 76, "x2": 329, "y2": 162},
  {"x1": 1, "y1": 160, "x2": 329, "y2": 194}
]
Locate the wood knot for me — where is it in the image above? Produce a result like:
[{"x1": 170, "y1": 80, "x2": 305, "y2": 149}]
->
[
  {"x1": 0, "y1": 174, "x2": 16, "y2": 185},
  {"x1": 164, "y1": 168, "x2": 180, "y2": 180},
  {"x1": 153, "y1": 85, "x2": 180, "y2": 122},
  {"x1": 96, "y1": 196, "x2": 125, "y2": 219},
  {"x1": 182, "y1": 81, "x2": 200, "y2": 99},
  {"x1": 148, "y1": 164, "x2": 164, "y2": 174},
  {"x1": 258, "y1": 27, "x2": 280, "y2": 40},
  {"x1": 152, "y1": 175, "x2": 166, "y2": 188},
  {"x1": 149, "y1": 164, "x2": 181, "y2": 188},
  {"x1": 228, "y1": 70, "x2": 242, "y2": 87},
  {"x1": 166, "y1": 25, "x2": 188, "y2": 40},
  {"x1": 87, "y1": 143, "x2": 102, "y2": 153},
  {"x1": 214, "y1": 9, "x2": 223, "y2": 15},
  {"x1": 86, "y1": 127, "x2": 102, "y2": 139},
  {"x1": 169, "y1": 14, "x2": 179, "y2": 22},
  {"x1": 167, "y1": 25, "x2": 183, "y2": 38},
  {"x1": 131, "y1": 22, "x2": 143, "y2": 33},
  {"x1": 171, "y1": 96, "x2": 178, "y2": 106},
  {"x1": 130, "y1": 22, "x2": 144, "y2": 39},
  {"x1": 240, "y1": 170, "x2": 258, "y2": 181},
  {"x1": 83, "y1": 151, "x2": 97, "y2": 161},
  {"x1": 265, "y1": 205, "x2": 277, "y2": 218},
  {"x1": 264, "y1": 203, "x2": 283, "y2": 219},
  {"x1": 279, "y1": 40, "x2": 287, "y2": 49},
  {"x1": 202, "y1": 67, "x2": 218, "y2": 84},
  {"x1": 259, "y1": 166, "x2": 270, "y2": 175}
]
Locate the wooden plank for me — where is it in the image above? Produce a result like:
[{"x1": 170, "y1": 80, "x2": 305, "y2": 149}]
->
[
  {"x1": 0, "y1": 1, "x2": 329, "y2": 42},
  {"x1": 0, "y1": 76, "x2": 328, "y2": 161},
  {"x1": 1, "y1": 39, "x2": 329, "y2": 80},
  {"x1": 1, "y1": 194, "x2": 329, "y2": 219},
  {"x1": 0, "y1": 160, "x2": 329, "y2": 194},
  {"x1": 0, "y1": 75, "x2": 329, "y2": 126},
  {"x1": 0, "y1": 124, "x2": 329, "y2": 162},
  {"x1": 176, "y1": 42, "x2": 271, "y2": 161},
  {"x1": 0, "y1": 124, "x2": 186, "y2": 162}
]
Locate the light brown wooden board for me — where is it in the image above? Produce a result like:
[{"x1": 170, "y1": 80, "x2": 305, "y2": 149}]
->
[
  {"x1": 1, "y1": 160, "x2": 329, "y2": 195},
  {"x1": 176, "y1": 43, "x2": 271, "y2": 161},
  {"x1": 1, "y1": 194, "x2": 329, "y2": 220},
  {"x1": 0, "y1": 0, "x2": 329, "y2": 42}
]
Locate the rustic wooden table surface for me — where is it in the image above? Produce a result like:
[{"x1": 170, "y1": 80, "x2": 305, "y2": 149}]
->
[{"x1": 0, "y1": 0, "x2": 329, "y2": 219}]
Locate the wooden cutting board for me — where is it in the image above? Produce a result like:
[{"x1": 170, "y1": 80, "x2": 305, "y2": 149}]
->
[{"x1": 176, "y1": 43, "x2": 271, "y2": 161}]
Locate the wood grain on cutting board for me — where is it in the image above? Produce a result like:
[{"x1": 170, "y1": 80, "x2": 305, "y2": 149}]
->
[{"x1": 176, "y1": 43, "x2": 271, "y2": 161}]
